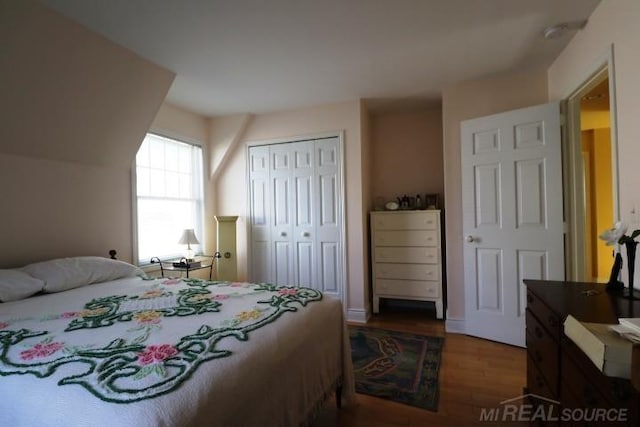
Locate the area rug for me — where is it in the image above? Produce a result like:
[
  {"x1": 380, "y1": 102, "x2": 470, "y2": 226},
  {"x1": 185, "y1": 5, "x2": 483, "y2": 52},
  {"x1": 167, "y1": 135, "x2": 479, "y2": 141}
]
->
[{"x1": 349, "y1": 326, "x2": 444, "y2": 411}]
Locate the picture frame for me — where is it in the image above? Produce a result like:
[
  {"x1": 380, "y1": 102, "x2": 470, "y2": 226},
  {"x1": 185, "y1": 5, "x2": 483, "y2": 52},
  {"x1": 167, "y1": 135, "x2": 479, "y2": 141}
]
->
[{"x1": 425, "y1": 194, "x2": 439, "y2": 210}]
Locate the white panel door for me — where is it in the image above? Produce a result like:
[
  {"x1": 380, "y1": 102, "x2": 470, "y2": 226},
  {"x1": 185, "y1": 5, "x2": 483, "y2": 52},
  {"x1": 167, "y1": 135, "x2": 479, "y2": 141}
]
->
[
  {"x1": 270, "y1": 144, "x2": 294, "y2": 286},
  {"x1": 248, "y1": 136, "x2": 343, "y2": 300},
  {"x1": 315, "y1": 137, "x2": 342, "y2": 297},
  {"x1": 248, "y1": 146, "x2": 271, "y2": 283},
  {"x1": 291, "y1": 140, "x2": 315, "y2": 288},
  {"x1": 461, "y1": 102, "x2": 564, "y2": 347}
]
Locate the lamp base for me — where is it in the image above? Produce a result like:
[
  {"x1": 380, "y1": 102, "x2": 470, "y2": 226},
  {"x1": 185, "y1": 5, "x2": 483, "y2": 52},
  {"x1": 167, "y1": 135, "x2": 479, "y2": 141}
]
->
[
  {"x1": 621, "y1": 288, "x2": 640, "y2": 300},
  {"x1": 606, "y1": 280, "x2": 625, "y2": 291}
]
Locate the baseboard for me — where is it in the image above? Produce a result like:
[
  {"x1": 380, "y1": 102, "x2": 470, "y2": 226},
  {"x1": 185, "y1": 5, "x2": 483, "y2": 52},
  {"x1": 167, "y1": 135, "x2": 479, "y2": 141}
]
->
[
  {"x1": 445, "y1": 318, "x2": 466, "y2": 334},
  {"x1": 346, "y1": 308, "x2": 370, "y2": 323}
]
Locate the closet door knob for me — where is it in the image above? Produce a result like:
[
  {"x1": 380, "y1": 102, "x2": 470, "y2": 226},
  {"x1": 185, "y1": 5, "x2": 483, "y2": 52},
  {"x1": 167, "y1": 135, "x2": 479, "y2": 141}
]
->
[
  {"x1": 302, "y1": 232, "x2": 310, "y2": 237},
  {"x1": 280, "y1": 231, "x2": 287, "y2": 237}
]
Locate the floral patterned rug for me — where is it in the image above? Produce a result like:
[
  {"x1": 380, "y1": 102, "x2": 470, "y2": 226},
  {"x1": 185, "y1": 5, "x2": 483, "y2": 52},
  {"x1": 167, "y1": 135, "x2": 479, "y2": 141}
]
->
[{"x1": 349, "y1": 326, "x2": 444, "y2": 411}]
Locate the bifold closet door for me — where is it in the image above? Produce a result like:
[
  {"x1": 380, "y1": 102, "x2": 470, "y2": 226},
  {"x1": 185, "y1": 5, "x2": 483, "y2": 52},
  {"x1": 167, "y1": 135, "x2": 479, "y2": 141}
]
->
[
  {"x1": 248, "y1": 146, "x2": 271, "y2": 283},
  {"x1": 291, "y1": 141, "x2": 315, "y2": 288},
  {"x1": 270, "y1": 143, "x2": 295, "y2": 286},
  {"x1": 249, "y1": 137, "x2": 342, "y2": 298},
  {"x1": 314, "y1": 138, "x2": 341, "y2": 295}
]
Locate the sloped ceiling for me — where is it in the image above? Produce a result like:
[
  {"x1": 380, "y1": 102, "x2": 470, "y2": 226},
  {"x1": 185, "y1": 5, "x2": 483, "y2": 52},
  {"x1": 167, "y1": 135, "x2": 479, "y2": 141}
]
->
[
  {"x1": 40, "y1": 0, "x2": 601, "y2": 116},
  {"x1": 0, "y1": 0, "x2": 175, "y2": 168}
]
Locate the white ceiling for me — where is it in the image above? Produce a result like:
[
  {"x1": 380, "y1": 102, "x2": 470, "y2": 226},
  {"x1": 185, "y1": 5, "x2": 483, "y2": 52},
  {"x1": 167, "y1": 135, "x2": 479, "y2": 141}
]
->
[{"x1": 41, "y1": 0, "x2": 601, "y2": 116}]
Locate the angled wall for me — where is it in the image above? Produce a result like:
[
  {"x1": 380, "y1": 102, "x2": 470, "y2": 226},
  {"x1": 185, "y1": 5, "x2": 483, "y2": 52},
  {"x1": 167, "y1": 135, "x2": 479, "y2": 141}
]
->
[{"x1": 0, "y1": 0, "x2": 174, "y2": 267}]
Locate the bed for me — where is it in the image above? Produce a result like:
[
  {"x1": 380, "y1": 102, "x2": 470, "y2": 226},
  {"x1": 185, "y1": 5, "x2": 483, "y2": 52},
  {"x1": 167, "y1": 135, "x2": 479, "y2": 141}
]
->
[{"x1": 0, "y1": 256, "x2": 354, "y2": 426}]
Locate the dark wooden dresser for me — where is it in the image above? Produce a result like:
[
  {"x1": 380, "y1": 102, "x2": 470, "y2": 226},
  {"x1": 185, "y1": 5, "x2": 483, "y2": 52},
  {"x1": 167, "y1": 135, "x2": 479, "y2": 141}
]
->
[{"x1": 525, "y1": 280, "x2": 640, "y2": 426}]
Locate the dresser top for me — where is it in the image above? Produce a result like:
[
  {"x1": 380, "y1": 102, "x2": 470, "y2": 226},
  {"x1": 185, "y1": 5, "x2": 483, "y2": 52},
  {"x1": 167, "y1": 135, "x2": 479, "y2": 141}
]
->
[
  {"x1": 370, "y1": 209, "x2": 440, "y2": 215},
  {"x1": 525, "y1": 280, "x2": 640, "y2": 324}
]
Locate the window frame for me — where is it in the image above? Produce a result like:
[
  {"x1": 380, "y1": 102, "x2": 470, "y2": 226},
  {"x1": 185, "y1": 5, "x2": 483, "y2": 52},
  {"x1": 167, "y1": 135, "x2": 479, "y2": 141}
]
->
[{"x1": 132, "y1": 131, "x2": 206, "y2": 266}]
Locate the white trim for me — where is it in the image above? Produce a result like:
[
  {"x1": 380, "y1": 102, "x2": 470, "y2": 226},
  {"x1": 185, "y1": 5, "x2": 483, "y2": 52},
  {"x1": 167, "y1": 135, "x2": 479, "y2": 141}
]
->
[
  {"x1": 132, "y1": 133, "x2": 206, "y2": 266},
  {"x1": 445, "y1": 318, "x2": 466, "y2": 334},
  {"x1": 147, "y1": 128, "x2": 204, "y2": 148},
  {"x1": 133, "y1": 129, "x2": 205, "y2": 266},
  {"x1": 244, "y1": 147, "x2": 252, "y2": 282},
  {"x1": 337, "y1": 131, "x2": 348, "y2": 315},
  {"x1": 131, "y1": 158, "x2": 139, "y2": 265},
  {"x1": 346, "y1": 308, "x2": 370, "y2": 324},
  {"x1": 563, "y1": 44, "x2": 620, "y2": 281},
  {"x1": 245, "y1": 131, "x2": 344, "y2": 148},
  {"x1": 245, "y1": 131, "x2": 347, "y2": 306}
]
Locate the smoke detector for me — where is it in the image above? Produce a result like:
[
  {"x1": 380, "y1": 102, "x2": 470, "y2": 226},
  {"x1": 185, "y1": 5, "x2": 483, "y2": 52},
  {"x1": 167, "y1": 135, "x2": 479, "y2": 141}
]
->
[{"x1": 543, "y1": 20, "x2": 587, "y2": 39}]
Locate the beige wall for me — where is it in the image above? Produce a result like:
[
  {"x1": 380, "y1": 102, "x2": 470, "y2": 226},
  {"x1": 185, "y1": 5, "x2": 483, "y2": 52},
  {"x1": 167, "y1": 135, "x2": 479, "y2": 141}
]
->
[
  {"x1": 215, "y1": 100, "x2": 370, "y2": 318},
  {"x1": 0, "y1": 1, "x2": 174, "y2": 168},
  {"x1": 548, "y1": 0, "x2": 640, "y2": 287},
  {"x1": 370, "y1": 107, "x2": 444, "y2": 205},
  {"x1": 442, "y1": 69, "x2": 549, "y2": 321},
  {"x1": 0, "y1": 153, "x2": 132, "y2": 268},
  {"x1": 0, "y1": 0, "x2": 174, "y2": 268},
  {"x1": 151, "y1": 103, "x2": 210, "y2": 145}
]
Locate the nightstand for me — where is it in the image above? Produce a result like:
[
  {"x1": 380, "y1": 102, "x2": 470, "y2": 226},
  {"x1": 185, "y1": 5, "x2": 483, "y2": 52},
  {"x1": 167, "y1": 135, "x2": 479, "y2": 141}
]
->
[{"x1": 150, "y1": 255, "x2": 215, "y2": 279}]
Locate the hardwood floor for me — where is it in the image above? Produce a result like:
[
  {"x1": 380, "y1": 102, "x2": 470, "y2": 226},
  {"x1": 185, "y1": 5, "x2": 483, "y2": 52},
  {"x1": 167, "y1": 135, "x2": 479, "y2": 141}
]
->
[{"x1": 313, "y1": 309, "x2": 528, "y2": 426}]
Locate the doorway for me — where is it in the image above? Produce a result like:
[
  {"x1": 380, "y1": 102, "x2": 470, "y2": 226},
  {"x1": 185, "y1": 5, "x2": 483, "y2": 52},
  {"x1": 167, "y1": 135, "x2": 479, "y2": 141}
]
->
[{"x1": 564, "y1": 62, "x2": 619, "y2": 282}]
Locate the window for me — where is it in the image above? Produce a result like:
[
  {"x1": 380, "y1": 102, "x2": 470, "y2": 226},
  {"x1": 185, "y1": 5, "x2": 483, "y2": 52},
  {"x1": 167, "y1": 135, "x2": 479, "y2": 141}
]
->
[{"x1": 135, "y1": 133, "x2": 204, "y2": 263}]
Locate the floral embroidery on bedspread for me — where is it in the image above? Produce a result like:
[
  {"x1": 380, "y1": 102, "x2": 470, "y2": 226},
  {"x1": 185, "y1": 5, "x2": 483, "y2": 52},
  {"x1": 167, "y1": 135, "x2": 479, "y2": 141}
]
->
[{"x1": 0, "y1": 279, "x2": 322, "y2": 403}]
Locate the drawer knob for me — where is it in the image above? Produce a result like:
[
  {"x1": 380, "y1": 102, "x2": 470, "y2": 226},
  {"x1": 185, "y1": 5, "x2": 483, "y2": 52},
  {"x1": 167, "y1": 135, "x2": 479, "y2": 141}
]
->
[
  {"x1": 534, "y1": 350, "x2": 543, "y2": 363},
  {"x1": 527, "y1": 294, "x2": 534, "y2": 304},
  {"x1": 548, "y1": 315, "x2": 558, "y2": 328},
  {"x1": 583, "y1": 387, "x2": 598, "y2": 407},
  {"x1": 612, "y1": 379, "x2": 632, "y2": 400},
  {"x1": 534, "y1": 326, "x2": 543, "y2": 339}
]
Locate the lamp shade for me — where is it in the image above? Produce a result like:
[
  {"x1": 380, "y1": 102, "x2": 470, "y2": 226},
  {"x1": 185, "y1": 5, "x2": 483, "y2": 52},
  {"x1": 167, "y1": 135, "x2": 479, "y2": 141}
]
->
[{"x1": 178, "y1": 229, "x2": 200, "y2": 246}]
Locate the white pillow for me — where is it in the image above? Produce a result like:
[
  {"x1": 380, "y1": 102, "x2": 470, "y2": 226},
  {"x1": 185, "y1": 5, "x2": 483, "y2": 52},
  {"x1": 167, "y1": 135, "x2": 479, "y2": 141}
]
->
[
  {"x1": 22, "y1": 257, "x2": 144, "y2": 293},
  {"x1": 0, "y1": 269, "x2": 45, "y2": 302}
]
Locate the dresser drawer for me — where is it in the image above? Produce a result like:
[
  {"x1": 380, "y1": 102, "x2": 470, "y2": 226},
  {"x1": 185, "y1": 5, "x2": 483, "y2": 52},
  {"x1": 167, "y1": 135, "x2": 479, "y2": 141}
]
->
[
  {"x1": 526, "y1": 290, "x2": 561, "y2": 342},
  {"x1": 375, "y1": 247, "x2": 439, "y2": 263},
  {"x1": 527, "y1": 355, "x2": 559, "y2": 424},
  {"x1": 527, "y1": 354, "x2": 557, "y2": 398},
  {"x1": 375, "y1": 263, "x2": 439, "y2": 281},
  {"x1": 562, "y1": 346, "x2": 616, "y2": 412},
  {"x1": 375, "y1": 279, "x2": 440, "y2": 298},
  {"x1": 526, "y1": 309, "x2": 559, "y2": 394},
  {"x1": 374, "y1": 230, "x2": 438, "y2": 247},
  {"x1": 372, "y1": 212, "x2": 438, "y2": 230},
  {"x1": 562, "y1": 337, "x2": 639, "y2": 417}
]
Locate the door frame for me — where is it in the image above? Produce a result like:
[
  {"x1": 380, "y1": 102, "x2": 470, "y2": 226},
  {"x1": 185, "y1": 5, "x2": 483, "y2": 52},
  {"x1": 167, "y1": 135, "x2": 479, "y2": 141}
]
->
[
  {"x1": 563, "y1": 44, "x2": 620, "y2": 281},
  {"x1": 244, "y1": 131, "x2": 347, "y2": 304}
]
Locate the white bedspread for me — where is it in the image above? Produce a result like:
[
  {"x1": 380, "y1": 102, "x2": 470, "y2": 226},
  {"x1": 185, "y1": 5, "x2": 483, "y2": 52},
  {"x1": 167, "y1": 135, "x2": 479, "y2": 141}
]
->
[{"x1": 0, "y1": 277, "x2": 354, "y2": 426}]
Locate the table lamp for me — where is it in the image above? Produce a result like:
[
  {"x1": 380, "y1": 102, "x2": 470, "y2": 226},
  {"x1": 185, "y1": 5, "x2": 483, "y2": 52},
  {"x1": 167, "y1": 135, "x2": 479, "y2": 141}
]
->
[{"x1": 178, "y1": 229, "x2": 199, "y2": 262}]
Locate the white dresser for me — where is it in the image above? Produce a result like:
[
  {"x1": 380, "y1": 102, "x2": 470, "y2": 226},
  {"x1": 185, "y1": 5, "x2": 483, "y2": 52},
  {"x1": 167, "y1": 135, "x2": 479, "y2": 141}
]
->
[{"x1": 370, "y1": 210, "x2": 443, "y2": 319}]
